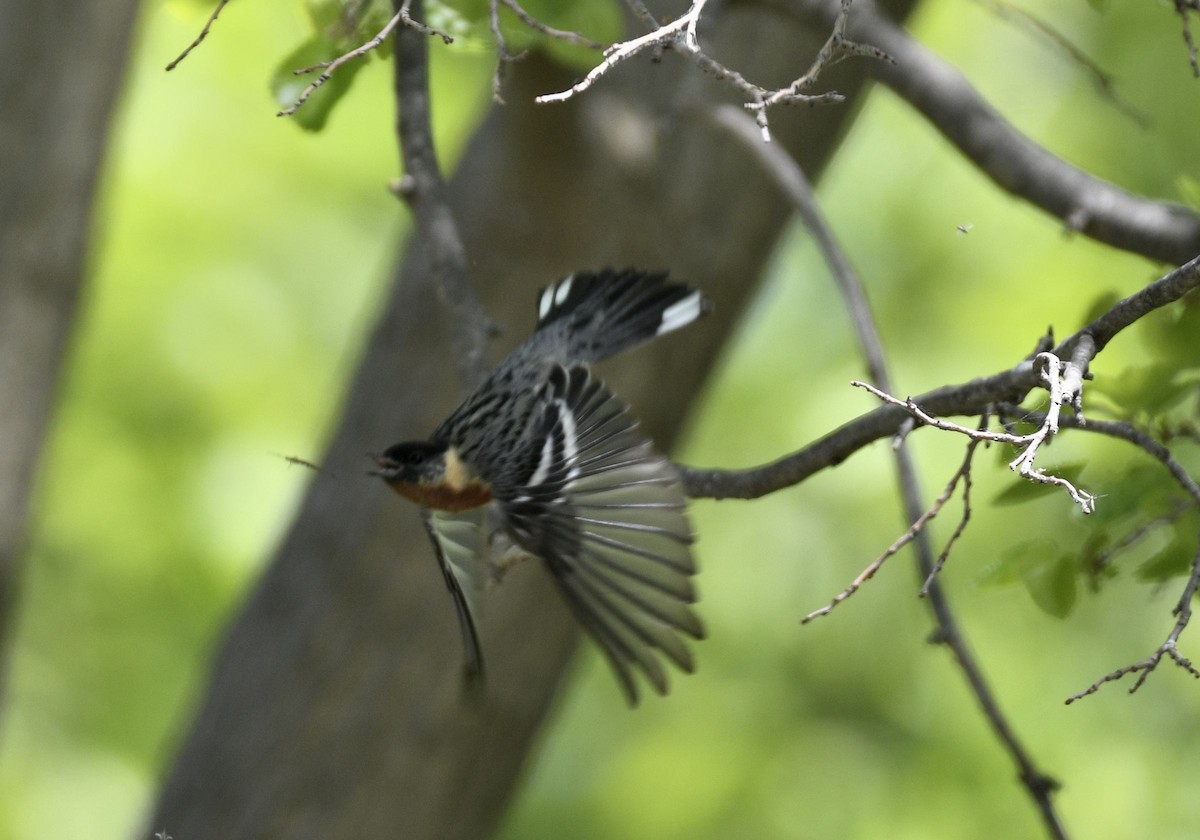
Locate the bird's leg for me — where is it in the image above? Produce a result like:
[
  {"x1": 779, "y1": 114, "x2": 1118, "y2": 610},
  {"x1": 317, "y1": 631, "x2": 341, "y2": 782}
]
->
[{"x1": 485, "y1": 509, "x2": 535, "y2": 586}]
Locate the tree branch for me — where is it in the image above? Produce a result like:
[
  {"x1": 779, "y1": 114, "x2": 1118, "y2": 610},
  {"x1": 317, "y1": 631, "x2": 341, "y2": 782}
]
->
[
  {"x1": 0, "y1": 0, "x2": 142, "y2": 699},
  {"x1": 703, "y1": 102, "x2": 1068, "y2": 839},
  {"x1": 989, "y1": 411, "x2": 1200, "y2": 702},
  {"x1": 391, "y1": 0, "x2": 493, "y2": 389},
  {"x1": 760, "y1": 0, "x2": 1200, "y2": 264},
  {"x1": 535, "y1": 0, "x2": 889, "y2": 138},
  {"x1": 166, "y1": 0, "x2": 232, "y2": 71},
  {"x1": 149, "y1": 3, "x2": 928, "y2": 832},
  {"x1": 278, "y1": 1, "x2": 453, "y2": 118},
  {"x1": 852, "y1": 358, "x2": 1099, "y2": 515},
  {"x1": 680, "y1": 252, "x2": 1200, "y2": 500}
]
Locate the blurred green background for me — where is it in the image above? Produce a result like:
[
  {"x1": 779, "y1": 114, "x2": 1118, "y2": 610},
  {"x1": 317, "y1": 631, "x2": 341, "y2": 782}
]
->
[{"x1": 3, "y1": 1, "x2": 1200, "y2": 838}]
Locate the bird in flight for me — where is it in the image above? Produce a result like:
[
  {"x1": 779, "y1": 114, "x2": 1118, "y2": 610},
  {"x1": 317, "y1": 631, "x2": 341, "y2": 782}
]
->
[{"x1": 372, "y1": 268, "x2": 709, "y2": 704}]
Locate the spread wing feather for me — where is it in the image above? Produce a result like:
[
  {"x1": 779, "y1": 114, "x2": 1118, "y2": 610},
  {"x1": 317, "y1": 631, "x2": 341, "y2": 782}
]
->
[
  {"x1": 422, "y1": 507, "x2": 488, "y2": 680},
  {"x1": 502, "y1": 365, "x2": 703, "y2": 704}
]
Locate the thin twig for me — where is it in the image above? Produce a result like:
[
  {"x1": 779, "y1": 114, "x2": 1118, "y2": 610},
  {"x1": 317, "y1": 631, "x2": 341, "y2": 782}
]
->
[
  {"x1": 166, "y1": 0, "x2": 233, "y2": 71},
  {"x1": 1066, "y1": 547, "x2": 1200, "y2": 703},
  {"x1": 704, "y1": 102, "x2": 1068, "y2": 838},
  {"x1": 488, "y1": 0, "x2": 518, "y2": 103},
  {"x1": 535, "y1": 0, "x2": 886, "y2": 139},
  {"x1": 1046, "y1": 415, "x2": 1200, "y2": 509},
  {"x1": 972, "y1": 0, "x2": 1149, "y2": 126},
  {"x1": 279, "y1": 10, "x2": 405, "y2": 117},
  {"x1": 989, "y1": 409, "x2": 1200, "y2": 702},
  {"x1": 921, "y1": 434, "x2": 984, "y2": 596},
  {"x1": 279, "y1": 0, "x2": 453, "y2": 118},
  {"x1": 499, "y1": 0, "x2": 603, "y2": 49},
  {"x1": 853, "y1": 364, "x2": 1098, "y2": 514},
  {"x1": 743, "y1": 0, "x2": 892, "y2": 138},
  {"x1": 535, "y1": 8, "x2": 697, "y2": 104},
  {"x1": 800, "y1": 464, "x2": 962, "y2": 623}
]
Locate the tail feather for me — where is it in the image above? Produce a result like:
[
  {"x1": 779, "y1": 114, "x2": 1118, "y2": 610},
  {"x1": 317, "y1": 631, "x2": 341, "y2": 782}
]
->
[{"x1": 534, "y1": 268, "x2": 709, "y2": 364}]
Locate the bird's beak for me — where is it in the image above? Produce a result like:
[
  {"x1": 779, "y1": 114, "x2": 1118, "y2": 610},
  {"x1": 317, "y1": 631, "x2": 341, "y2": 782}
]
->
[{"x1": 366, "y1": 452, "x2": 397, "y2": 478}]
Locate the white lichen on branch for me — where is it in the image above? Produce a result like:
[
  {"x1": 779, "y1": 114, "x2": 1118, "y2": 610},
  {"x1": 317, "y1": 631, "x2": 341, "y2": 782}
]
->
[
  {"x1": 534, "y1": 0, "x2": 892, "y2": 140},
  {"x1": 853, "y1": 351, "x2": 1098, "y2": 514}
]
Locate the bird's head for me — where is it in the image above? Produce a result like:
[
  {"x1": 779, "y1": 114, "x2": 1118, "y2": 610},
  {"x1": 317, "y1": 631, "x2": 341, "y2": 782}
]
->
[
  {"x1": 371, "y1": 441, "x2": 451, "y2": 486},
  {"x1": 370, "y1": 440, "x2": 493, "y2": 511}
]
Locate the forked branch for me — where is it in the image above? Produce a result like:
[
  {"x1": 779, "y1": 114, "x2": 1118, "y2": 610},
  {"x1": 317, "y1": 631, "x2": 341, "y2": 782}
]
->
[{"x1": 536, "y1": 0, "x2": 890, "y2": 139}]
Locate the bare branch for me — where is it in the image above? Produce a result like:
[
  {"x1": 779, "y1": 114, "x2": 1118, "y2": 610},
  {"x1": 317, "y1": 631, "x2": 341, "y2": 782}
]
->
[
  {"x1": 920, "y1": 434, "x2": 984, "y2": 596},
  {"x1": 702, "y1": 103, "x2": 889, "y2": 376},
  {"x1": 800, "y1": 461, "x2": 962, "y2": 623},
  {"x1": 486, "y1": 0, "x2": 604, "y2": 103},
  {"x1": 1052, "y1": 416, "x2": 1200, "y2": 509},
  {"x1": 1060, "y1": 332, "x2": 1094, "y2": 420},
  {"x1": 705, "y1": 102, "x2": 1067, "y2": 837},
  {"x1": 972, "y1": 0, "x2": 1148, "y2": 126},
  {"x1": 535, "y1": 6, "x2": 699, "y2": 104},
  {"x1": 498, "y1": 0, "x2": 604, "y2": 49},
  {"x1": 166, "y1": 0, "x2": 233, "y2": 71},
  {"x1": 1066, "y1": 546, "x2": 1200, "y2": 703},
  {"x1": 392, "y1": 0, "x2": 493, "y2": 389},
  {"x1": 536, "y1": 0, "x2": 887, "y2": 138},
  {"x1": 852, "y1": 360, "x2": 1098, "y2": 514},
  {"x1": 680, "y1": 255, "x2": 1200, "y2": 501},
  {"x1": 984, "y1": 409, "x2": 1200, "y2": 701},
  {"x1": 763, "y1": 0, "x2": 1200, "y2": 263},
  {"x1": 279, "y1": 0, "x2": 453, "y2": 118},
  {"x1": 488, "y1": 0, "x2": 520, "y2": 104},
  {"x1": 744, "y1": 0, "x2": 893, "y2": 137}
]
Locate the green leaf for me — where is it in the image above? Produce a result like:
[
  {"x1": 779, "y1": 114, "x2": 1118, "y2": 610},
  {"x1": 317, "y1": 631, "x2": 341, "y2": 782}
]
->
[
  {"x1": 1089, "y1": 363, "x2": 1186, "y2": 416},
  {"x1": 306, "y1": 0, "x2": 398, "y2": 46},
  {"x1": 1078, "y1": 527, "x2": 1116, "y2": 583},
  {"x1": 978, "y1": 539, "x2": 1057, "y2": 587},
  {"x1": 1087, "y1": 464, "x2": 1175, "y2": 525},
  {"x1": 982, "y1": 541, "x2": 1077, "y2": 617},
  {"x1": 1021, "y1": 552, "x2": 1078, "y2": 618},
  {"x1": 1138, "y1": 299, "x2": 1200, "y2": 370},
  {"x1": 991, "y1": 463, "x2": 1086, "y2": 506},
  {"x1": 272, "y1": 35, "x2": 367, "y2": 132},
  {"x1": 1080, "y1": 289, "x2": 1121, "y2": 327},
  {"x1": 425, "y1": 0, "x2": 479, "y2": 44},
  {"x1": 304, "y1": 0, "x2": 343, "y2": 33},
  {"x1": 1136, "y1": 536, "x2": 1195, "y2": 582},
  {"x1": 1177, "y1": 174, "x2": 1200, "y2": 213}
]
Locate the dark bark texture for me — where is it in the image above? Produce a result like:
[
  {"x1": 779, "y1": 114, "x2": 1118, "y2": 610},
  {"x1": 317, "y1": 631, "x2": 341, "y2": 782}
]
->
[
  {"x1": 151, "y1": 2, "x2": 918, "y2": 837},
  {"x1": 0, "y1": 0, "x2": 142, "y2": 698}
]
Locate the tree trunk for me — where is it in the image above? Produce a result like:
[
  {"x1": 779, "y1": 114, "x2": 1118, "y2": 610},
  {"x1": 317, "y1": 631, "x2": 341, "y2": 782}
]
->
[
  {"x1": 0, "y1": 0, "x2": 142, "y2": 700},
  {"x1": 151, "y1": 2, "x2": 918, "y2": 837}
]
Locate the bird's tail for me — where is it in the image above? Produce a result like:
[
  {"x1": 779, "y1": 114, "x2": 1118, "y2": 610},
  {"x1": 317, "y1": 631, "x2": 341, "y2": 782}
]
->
[{"x1": 533, "y1": 268, "x2": 710, "y2": 364}]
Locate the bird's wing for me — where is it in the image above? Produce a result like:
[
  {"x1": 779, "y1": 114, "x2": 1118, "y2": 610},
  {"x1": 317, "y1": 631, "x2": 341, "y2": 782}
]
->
[
  {"x1": 501, "y1": 365, "x2": 703, "y2": 705},
  {"x1": 421, "y1": 506, "x2": 489, "y2": 680}
]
